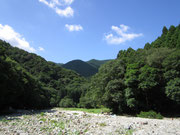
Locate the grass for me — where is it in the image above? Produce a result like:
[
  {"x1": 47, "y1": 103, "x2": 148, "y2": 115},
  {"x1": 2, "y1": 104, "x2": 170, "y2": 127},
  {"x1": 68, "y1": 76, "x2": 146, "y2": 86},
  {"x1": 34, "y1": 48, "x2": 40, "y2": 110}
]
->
[
  {"x1": 125, "y1": 129, "x2": 134, "y2": 135},
  {"x1": 39, "y1": 118, "x2": 46, "y2": 122},
  {"x1": 0, "y1": 118, "x2": 12, "y2": 123},
  {"x1": 60, "y1": 107, "x2": 111, "y2": 114},
  {"x1": 99, "y1": 122, "x2": 107, "y2": 127},
  {"x1": 51, "y1": 120, "x2": 65, "y2": 129},
  {"x1": 137, "y1": 110, "x2": 163, "y2": 119},
  {"x1": 12, "y1": 122, "x2": 18, "y2": 126},
  {"x1": 115, "y1": 128, "x2": 134, "y2": 135},
  {"x1": 23, "y1": 115, "x2": 30, "y2": 119},
  {"x1": 40, "y1": 112, "x2": 46, "y2": 117}
]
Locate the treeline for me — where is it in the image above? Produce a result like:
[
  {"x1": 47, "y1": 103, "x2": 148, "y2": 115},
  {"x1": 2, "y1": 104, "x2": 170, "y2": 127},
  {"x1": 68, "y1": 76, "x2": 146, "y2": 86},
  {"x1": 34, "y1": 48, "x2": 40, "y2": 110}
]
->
[
  {"x1": 79, "y1": 25, "x2": 180, "y2": 114},
  {"x1": 0, "y1": 45, "x2": 49, "y2": 109},
  {"x1": 0, "y1": 24, "x2": 180, "y2": 114},
  {"x1": 0, "y1": 40, "x2": 87, "y2": 110}
]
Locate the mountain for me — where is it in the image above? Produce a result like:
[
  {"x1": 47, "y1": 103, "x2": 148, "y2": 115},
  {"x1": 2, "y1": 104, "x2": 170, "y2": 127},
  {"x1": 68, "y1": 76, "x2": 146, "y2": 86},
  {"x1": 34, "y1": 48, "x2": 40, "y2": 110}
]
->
[
  {"x1": 61, "y1": 59, "x2": 111, "y2": 77},
  {"x1": 80, "y1": 24, "x2": 180, "y2": 114},
  {"x1": 0, "y1": 40, "x2": 86, "y2": 110},
  {"x1": 1, "y1": 24, "x2": 180, "y2": 115},
  {"x1": 0, "y1": 44, "x2": 49, "y2": 110},
  {"x1": 56, "y1": 63, "x2": 64, "y2": 66},
  {"x1": 62, "y1": 60, "x2": 98, "y2": 77},
  {"x1": 87, "y1": 59, "x2": 111, "y2": 69}
]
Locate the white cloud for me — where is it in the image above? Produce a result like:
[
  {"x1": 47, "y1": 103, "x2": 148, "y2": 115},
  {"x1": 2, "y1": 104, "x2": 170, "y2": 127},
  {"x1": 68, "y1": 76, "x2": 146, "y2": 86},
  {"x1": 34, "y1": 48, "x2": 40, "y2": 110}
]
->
[
  {"x1": 0, "y1": 24, "x2": 36, "y2": 52},
  {"x1": 39, "y1": 47, "x2": 45, "y2": 51},
  {"x1": 39, "y1": 0, "x2": 55, "y2": 8},
  {"x1": 55, "y1": 7, "x2": 74, "y2": 17},
  {"x1": 62, "y1": 0, "x2": 74, "y2": 5},
  {"x1": 39, "y1": 0, "x2": 74, "y2": 17},
  {"x1": 104, "y1": 24, "x2": 143, "y2": 45},
  {"x1": 65, "y1": 24, "x2": 83, "y2": 32}
]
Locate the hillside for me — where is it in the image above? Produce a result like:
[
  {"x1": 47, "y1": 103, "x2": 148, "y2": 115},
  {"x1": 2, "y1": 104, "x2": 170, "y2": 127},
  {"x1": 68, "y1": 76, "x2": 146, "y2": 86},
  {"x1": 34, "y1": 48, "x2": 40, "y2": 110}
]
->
[
  {"x1": 1, "y1": 24, "x2": 180, "y2": 115},
  {"x1": 62, "y1": 60, "x2": 98, "y2": 77},
  {"x1": 87, "y1": 59, "x2": 111, "y2": 69},
  {"x1": 0, "y1": 44, "x2": 49, "y2": 110},
  {"x1": 80, "y1": 24, "x2": 180, "y2": 114},
  {"x1": 0, "y1": 40, "x2": 86, "y2": 110},
  {"x1": 60, "y1": 59, "x2": 110, "y2": 77}
]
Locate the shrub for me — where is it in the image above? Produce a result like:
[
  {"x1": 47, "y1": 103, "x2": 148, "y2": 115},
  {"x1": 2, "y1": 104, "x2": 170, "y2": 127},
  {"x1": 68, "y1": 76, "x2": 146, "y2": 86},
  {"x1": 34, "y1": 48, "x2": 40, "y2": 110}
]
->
[
  {"x1": 59, "y1": 97, "x2": 75, "y2": 108},
  {"x1": 137, "y1": 110, "x2": 163, "y2": 119}
]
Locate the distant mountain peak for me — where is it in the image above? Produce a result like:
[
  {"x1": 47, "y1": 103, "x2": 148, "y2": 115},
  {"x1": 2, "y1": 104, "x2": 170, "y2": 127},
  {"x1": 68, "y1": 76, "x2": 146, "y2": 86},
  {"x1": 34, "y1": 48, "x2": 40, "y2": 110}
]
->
[{"x1": 61, "y1": 59, "x2": 111, "y2": 77}]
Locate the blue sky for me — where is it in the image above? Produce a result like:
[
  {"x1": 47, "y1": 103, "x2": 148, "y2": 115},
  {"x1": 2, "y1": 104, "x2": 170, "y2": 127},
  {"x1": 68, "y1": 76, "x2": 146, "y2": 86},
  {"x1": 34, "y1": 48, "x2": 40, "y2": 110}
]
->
[{"x1": 0, "y1": 0, "x2": 180, "y2": 63}]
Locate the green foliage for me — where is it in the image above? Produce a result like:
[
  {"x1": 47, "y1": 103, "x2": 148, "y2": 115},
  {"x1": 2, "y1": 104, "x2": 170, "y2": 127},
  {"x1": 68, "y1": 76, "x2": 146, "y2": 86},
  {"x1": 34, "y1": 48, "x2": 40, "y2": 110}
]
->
[
  {"x1": 0, "y1": 40, "x2": 86, "y2": 111},
  {"x1": 99, "y1": 122, "x2": 107, "y2": 127},
  {"x1": 0, "y1": 46, "x2": 49, "y2": 109},
  {"x1": 62, "y1": 60, "x2": 98, "y2": 77},
  {"x1": 137, "y1": 110, "x2": 163, "y2": 119},
  {"x1": 151, "y1": 24, "x2": 180, "y2": 48},
  {"x1": 82, "y1": 25, "x2": 180, "y2": 114},
  {"x1": 40, "y1": 112, "x2": 46, "y2": 117},
  {"x1": 1, "y1": 24, "x2": 180, "y2": 115},
  {"x1": 87, "y1": 59, "x2": 110, "y2": 69},
  {"x1": 60, "y1": 59, "x2": 110, "y2": 77},
  {"x1": 165, "y1": 78, "x2": 180, "y2": 104},
  {"x1": 59, "y1": 97, "x2": 76, "y2": 108},
  {"x1": 103, "y1": 79, "x2": 125, "y2": 113}
]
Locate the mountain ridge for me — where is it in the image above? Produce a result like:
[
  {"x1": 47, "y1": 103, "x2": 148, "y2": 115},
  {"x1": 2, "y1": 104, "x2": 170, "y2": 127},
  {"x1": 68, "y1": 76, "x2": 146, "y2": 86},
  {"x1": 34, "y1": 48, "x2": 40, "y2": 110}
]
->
[{"x1": 58, "y1": 59, "x2": 111, "y2": 77}]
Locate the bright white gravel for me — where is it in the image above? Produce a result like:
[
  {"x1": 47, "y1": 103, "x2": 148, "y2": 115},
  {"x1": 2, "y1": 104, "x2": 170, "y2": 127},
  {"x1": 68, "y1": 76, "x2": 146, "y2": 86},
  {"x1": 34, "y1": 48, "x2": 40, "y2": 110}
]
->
[{"x1": 0, "y1": 108, "x2": 180, "y2": 135}]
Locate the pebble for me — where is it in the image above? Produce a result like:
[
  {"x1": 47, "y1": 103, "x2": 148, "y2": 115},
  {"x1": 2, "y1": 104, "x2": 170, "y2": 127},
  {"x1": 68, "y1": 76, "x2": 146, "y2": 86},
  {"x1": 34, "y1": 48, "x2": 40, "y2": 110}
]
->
[{"x1": 0, "y1": 108, "x2": 180, "y2": 135}]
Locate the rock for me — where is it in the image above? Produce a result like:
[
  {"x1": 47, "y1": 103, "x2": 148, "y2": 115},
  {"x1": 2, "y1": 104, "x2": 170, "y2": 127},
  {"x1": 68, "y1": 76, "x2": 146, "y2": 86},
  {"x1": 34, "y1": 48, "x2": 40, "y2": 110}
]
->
[
  {"x1": 20, "y1": 133, "x2": 28, "y2": 135},
  {"x1": 0, "y1": 108, "x2": 180, "y2": 135},
  {"x1": 124, "y1": 124, "x2": 133, "y2": 130},
  {"x1": 142, "y1": 121, "x2": 148, "y2": 125}
]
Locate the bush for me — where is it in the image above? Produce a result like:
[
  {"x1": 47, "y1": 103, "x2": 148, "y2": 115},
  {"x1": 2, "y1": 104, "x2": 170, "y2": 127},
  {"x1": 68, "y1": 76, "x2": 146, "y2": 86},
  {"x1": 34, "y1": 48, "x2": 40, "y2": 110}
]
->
[
  {"x1": 137, "y1": 110, "x2": 163, "y2": 119},
  {"x1": 59, "y1": 97, "x2": 76, "y2": 108}
]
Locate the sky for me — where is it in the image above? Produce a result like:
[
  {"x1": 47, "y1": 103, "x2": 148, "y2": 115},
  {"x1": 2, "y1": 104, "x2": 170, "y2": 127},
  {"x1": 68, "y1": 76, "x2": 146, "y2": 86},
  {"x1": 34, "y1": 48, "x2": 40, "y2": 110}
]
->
[{"x1": 0, "y1": 0, "x2": 180, "y2": 63}]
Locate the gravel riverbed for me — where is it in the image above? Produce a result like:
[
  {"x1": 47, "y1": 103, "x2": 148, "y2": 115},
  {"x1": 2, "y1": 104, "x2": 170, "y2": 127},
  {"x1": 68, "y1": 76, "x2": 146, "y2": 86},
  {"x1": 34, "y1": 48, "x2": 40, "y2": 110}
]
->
[{"x1": 0, "y1": 108, "x2": 180, "y2": 135}]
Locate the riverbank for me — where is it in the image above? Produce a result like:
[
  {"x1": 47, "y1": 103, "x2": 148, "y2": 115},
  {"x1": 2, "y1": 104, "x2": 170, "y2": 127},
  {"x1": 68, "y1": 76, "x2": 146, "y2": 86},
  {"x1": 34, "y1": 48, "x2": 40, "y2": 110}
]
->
[{"x1": 0, "y1": 108, "x2": 179, "y2": 135}]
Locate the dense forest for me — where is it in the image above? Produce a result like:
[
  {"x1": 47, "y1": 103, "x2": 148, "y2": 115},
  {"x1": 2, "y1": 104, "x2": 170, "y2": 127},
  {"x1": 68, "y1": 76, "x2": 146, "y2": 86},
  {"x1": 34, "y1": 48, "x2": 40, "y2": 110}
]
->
[
  {"x1": 0, "y1": 24, "x2": 180, "y2": 114},
  {"x1": 0, "y1": 40, "x2": 87, "y2": 110},
  {"x1": 80, "y1": 25, "x2": 180, "y2": 114}
]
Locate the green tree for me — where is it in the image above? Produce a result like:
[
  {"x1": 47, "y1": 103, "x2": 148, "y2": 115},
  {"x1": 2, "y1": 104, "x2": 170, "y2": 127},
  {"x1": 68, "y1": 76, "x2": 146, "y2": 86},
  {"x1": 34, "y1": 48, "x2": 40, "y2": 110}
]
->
[
  {"x1": 103, "y1": 79, "x2": 125, "y2": 113},
  {"x1": 165, "y1": 78, "x2": 180, "y2": 104}
]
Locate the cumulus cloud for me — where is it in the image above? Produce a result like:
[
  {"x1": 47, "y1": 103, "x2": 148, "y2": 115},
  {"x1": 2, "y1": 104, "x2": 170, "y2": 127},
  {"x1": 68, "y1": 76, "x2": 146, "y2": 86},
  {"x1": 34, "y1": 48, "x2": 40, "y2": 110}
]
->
[
  {"x1": 39, "y1": 47, "x2": 45, "y2": 51},
  {"x1": 62, "y1": 0, "x2": 74, "y2": 5},
  {"x1": 104, "y1": 24, "x2": 143, "y2": 45},
  {"x1": 39, "y1": 0, "x2": 74, "y2": 17},
  {"x1": 65, "y1": 24, "x2": 83, "y2": 32},
  {"x1": 55, "y1": 7, "x2": 74, "y2": 17},
  {"x1": 0, "y1": 24, "x2": 36, "y2": 52}
]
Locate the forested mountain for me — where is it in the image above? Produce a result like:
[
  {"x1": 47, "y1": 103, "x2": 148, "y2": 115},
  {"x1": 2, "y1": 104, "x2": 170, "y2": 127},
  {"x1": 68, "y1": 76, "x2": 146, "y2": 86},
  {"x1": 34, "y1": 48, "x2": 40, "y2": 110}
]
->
[
  {"x1": 87, "y1": 59, "x2": 111, "y2": 69},
  {"x1": 62, "y1": 60, "x2": 98, "y2": 77},
  {"x1": 1, "y1": 24, "x2": 180, "y2": 114},
  {"x1": 79, "y1": 24, "x2": 180, "y2": 114},
  {"x1": 0, "y1": 40, "x2": 87, "y2": 110},
  {"x1": 56, "y1": 63, "x2": 64, "y2": 66},
  {"x1": 59, "y1": 59, "x2": 110, "y2": 77},
  {"x1": 0, "y1": 45, "x2": 49, "y2": 109}
]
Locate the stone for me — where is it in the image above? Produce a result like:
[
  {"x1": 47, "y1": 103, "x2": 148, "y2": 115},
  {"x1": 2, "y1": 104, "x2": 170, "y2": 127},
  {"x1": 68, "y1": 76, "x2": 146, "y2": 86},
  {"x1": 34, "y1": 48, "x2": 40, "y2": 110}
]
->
[{"x1": 142, "y1": 121, "x2": 148, "y2": 125}]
